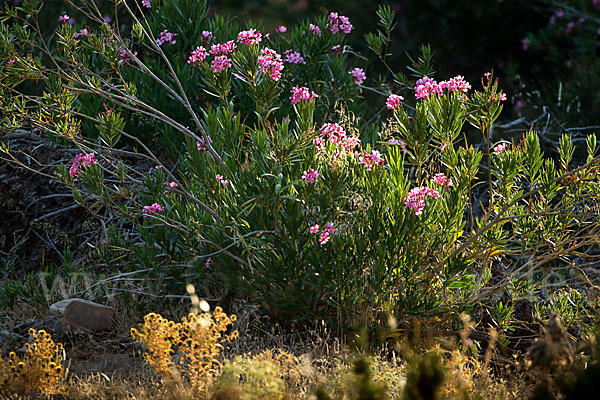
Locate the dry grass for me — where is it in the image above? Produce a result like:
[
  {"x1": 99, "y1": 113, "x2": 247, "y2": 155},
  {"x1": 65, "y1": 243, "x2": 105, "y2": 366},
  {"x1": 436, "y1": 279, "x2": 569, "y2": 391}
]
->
[{"x1": 0, "y1": 302, "x2": 540, "y2": 399}]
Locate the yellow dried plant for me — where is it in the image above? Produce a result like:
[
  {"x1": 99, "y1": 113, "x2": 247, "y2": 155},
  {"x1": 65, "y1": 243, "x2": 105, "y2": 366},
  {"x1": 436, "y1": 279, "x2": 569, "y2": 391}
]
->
[
  {"x1": 131, "y1": 307, "x2": 237, "y2": 391},
  {"x1": 0, "y1": 329, "x2": 66, "y2": 396}
]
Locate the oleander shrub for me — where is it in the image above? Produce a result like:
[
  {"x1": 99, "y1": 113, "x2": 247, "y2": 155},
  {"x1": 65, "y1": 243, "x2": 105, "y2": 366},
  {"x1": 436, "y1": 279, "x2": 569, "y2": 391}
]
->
[{"x1": 1, "y1": 0, "x2": 600, "y2": 339}]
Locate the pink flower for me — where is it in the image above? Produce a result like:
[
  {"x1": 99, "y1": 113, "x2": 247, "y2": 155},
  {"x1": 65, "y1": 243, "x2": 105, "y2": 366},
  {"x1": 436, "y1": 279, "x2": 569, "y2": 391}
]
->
[
  {"x1": 188, "y1": 46, "x2": 208, "y2": 65},
  {"x1": 386, "y1": 94, "x2": 403, "y2": 110},
  {"x1": 69, "y1": 153, "x2": 97, "y2": 178},
  {"x1": 404, "y1": 186, "x2": 440, "y2": 215},
  {"x1": 309, "y1": 24, "x2": 321, "y2": 36},
  {"x1": 119, "y1": 48, "x2": 137, "y2": 63},
  {"x1": 258, "y1": 48, "x2": 284, "y2": 81},
  {"x1": 275, "y1": 25, "x2": 287, "y2": 33},
  {"x1": 216, "y1": 174, "x2": 230, "y2": 187},
  {"x1": 494, "y1": 143, "x2": 507, "y2": 154},
  {"x1": 323, "y1": 222, "x2": 336, "y2": 234},
  {"x1": 237, "y1": 29, "x2": 262, "y2": 45},
  {"x1": 74, "y1": 28, "x2": 90, "y2": 38},
  {"x1": 156, "y1": 30, "x2": 177, "y2": 46},
  {"x1": 358, "y1": 149, "x2": 386, "y2": 170},
  {"x1": 327, "y1": 12, "x2": 353, "y2": 34},
  {"x1": 143, "y1": 203, "x2": 164, "y2": 217},
  {"x1": 205, "y1": 257, "x2": 212, "y2": 268},
  {"x1": 201, "y1": 31, "x2": 214, "y2": 42},
  {"x1": 155, "y1": 165, "x2": 163, "y2": 169},
  {"x1": 163, "y1": 181, "x2": 178, "y2": 193},
  {"x1": 211, "y1": 55, "x2": 232, "y2": 73},
  {"x1": 210, "y1": 41, "x2": 237, "y2": 55},
  {"x1": 498, "y1": 93, "x2": 507, "y2": 101},
  {"x1": 290, "y1": 86, "x2": 318, "y2": 105},
  {"x1": 311, "y1": 222, "x2": 335, "y2": 244},
  {"x1": 142, "y1": 0, "x2": 151, "y2": 8},
  {"x1": 284, "y1": 50, "x2": 306, "y2": 64},
  {"x1": 388, "y1": 139, "x2": 407, "y2": 154},
  {"x1": 196, "y1": 135, "x2": 213, "y2": 152},
  {"x1": 319, "y1": 231, "x2": 331, "y2": 244},
  {"x1": 349, "y1": 68, "x2": 365, "y2": 85},
  {"x1": 521, "y1": 37, "x2": 529, "y2": 51},
  {"x1": 433, "y1": 173, "x2": 453, "y2": 187},
  {"x1": 59, "y1": 15, "x2": 70, "y2": 24},
  {"x1": 331, "y1": 45, "x2": 342, "y2": 55},
  {"x1": 7, "y1": 59, "x2": 14, "y2": 65},
  {"x1": 302, "y1": 168, "x2": 319, "y2": 183}
]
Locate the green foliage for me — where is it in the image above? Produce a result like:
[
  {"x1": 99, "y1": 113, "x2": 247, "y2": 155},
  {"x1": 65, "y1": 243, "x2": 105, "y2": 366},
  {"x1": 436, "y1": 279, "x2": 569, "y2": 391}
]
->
[{"x1": 0, "y1": 1, "x2": 599, "y2": 341}]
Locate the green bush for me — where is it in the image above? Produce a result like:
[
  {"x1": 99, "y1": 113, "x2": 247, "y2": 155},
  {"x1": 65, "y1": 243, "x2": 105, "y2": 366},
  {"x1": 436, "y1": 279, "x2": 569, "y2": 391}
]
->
[{"x1": 1, "y1": 1, "x2": 599, "y2": 339}]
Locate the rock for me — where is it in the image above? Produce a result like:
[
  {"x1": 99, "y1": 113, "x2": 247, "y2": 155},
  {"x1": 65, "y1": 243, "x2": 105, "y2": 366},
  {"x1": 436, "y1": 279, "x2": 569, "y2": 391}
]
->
[
  {"x1": 50, "y1": 298, "x2": 98, "y2": 315},
  {"x1": 63, "y1": 300, "x2": 115, "y2": 332},
  {"x1": 42, "y1": 315, "x2": 63, "y2": 336}
]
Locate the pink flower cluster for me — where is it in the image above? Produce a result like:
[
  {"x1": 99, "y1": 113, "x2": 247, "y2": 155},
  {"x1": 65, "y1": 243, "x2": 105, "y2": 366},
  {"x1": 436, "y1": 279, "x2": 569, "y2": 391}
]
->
[
  {"x1": 310, "y1": 222, "x2": 336, "y2": 245},
  {"x1": 386, "y1": 94, "x2": 403, "y2": 110},
  {"x1": 494, "y1": 143, "x2": 507, "y2": 154},
  {"x1": 156, "y1": 30, "x2": 177, "y2": 46},
  {"x1": 142, "y1": 0, "x2": 151, "y2": 8},
  {"x1": 69, "y1": 153, "x2": 97, "y2": 178},
  {"x1": 349, "y1": 68, "x2": 365, "y2": 85},
  {"x1": 490, "y1": 92, "x2": 507, "y2": 102},
  {"x1": 143, "y1": 203, "x2": 164, "y2": 217},
  {"x1": 414, "y1": 75, "x2": 471, "y2": 99},
  {"x1": 327, "y1": 12, "x2": 353, "y2": 34},
  {"x1": 289, "y1": 86, "x2": 318, "y2": 105},
  {"x1": 201, "y1": 30, "x2": 214, "y2": 42},
  {"x1": 302, "y1": 168, "x2": 319, "y2": 183},
  {"x1": 433, "y1": 173, "x2": 453, "y2": 187},
  {"x1": 187, "y1": 46, "x2": 207, "y2": 65},
  {"x1": 59, "y1": 15, "x2": 70, "y2": 24},
  {"x1": 284, "y1": 50, "x2": 306, "y2": 64},
  {"x1": 388, "y1": 138, "x2": 407, "y2": 154},
  {"x1": 211, "y1": 55, "x2": 232, "y2": 73},
  {"x1": 164, "y1": 181, "x2": 178, "y2": 193},
  {"x1": 316, "y1": 123, "x2": 360, "y2": 156},
  {"x1": 404, "y1": 187, "x2": 440, "y2": 215},
  {"x1": 258, "y1": 48, "x2": 284, "y2": 81},
  {"x1": 309, "y1": 24, "x2": 321, "y2": 36},
  {"x1": 210, "y1": 40, "x2": 237, "y2": 55},
  {"x1": 237, "y1": 29, "x2": 262, "y2": 45},
  {"x1": 275, "y1": 25, "x2": 287, "y2": 33},
  {"x1": 196, "y1": 135, "x2": 213, "y2": 152},
  {"x1": 216, "y1": 174, "x2": 230, "y2": 187},
  {"x1": 119, "y1": 48, "x2": 137, "y2": 63},
  {"x1": 74, "y1": 28, "x2": 90, "y2": 38},
  {"x1": 358, "y1": 149, "x2": 385, "y2": 170}
]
